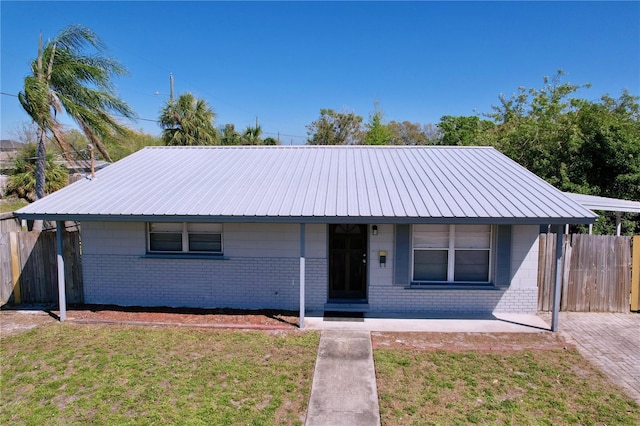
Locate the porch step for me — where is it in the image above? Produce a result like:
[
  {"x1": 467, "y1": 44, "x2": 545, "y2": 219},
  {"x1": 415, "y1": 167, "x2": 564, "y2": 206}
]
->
[{"x1": 323, "y1": 303, "x2": 370, "y2": 312}]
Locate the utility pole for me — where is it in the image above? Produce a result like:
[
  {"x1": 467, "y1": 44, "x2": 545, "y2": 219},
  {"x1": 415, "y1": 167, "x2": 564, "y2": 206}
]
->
[
  {"x1": 169, "y1": 72, "x2": 175, "y2": 104},
  {"x1": 87, "y1": 144, "x2": 95, "y2": 179}
]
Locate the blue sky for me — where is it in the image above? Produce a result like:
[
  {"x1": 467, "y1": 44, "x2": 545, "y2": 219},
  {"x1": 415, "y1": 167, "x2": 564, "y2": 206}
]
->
[{"x1": 1, "y1": 1, "x2": 638, "y2": 144}]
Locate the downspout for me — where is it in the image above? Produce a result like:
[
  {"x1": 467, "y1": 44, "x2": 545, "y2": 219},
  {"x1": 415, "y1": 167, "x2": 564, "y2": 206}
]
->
[
  {"x1": 299, "y1": 223, "x2": 306, "y2": 329},
  {"x1": 56, "y1": 221, "x2": 67, "y2": 321}
]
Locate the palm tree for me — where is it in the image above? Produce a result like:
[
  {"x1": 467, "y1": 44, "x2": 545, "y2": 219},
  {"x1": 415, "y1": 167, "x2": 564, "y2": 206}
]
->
[
  {"x1": 18, "y1": 25, "x2": 134, "y2": 231},
  {"x1": 6, "y1": 145, "x2": 68, "y2": 202},
  {"x1": 159, "y1": 93, "x2": 218, "y2": 146},
  {"x1": 18, "y1": 25, "x2": 135, "y2": 203},
  {"x1": 242, "y1": 124, "x2": 263, "y2": 145},
  {"x1": 220, "y1": 123, "x2": 242, "y2": 145}
]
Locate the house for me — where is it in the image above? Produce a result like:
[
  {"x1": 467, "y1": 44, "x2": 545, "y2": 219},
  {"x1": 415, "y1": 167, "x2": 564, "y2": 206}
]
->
[
  {"x1": 0, "y1": 139, "x2": 24, "y2": 157},
  {"x1": 0, "y1": 139, "x2": 24, "y2": 177},
  {"x1": 16, "y1": 146, "x2": 596, "y2": 322}
]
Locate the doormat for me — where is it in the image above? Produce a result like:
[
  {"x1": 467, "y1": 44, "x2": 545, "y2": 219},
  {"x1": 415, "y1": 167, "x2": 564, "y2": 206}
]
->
[{"x1": 323, "y1": 311, "x2": 365, "y2": 322}]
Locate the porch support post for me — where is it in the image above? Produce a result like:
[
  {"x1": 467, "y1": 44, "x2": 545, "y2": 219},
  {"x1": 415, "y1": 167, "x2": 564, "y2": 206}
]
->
[
  {"x1": 616, "y1": 212, "x2": 622, "y2": 236},
  {"x1": 56, "y1": 221, "x2": 67, "y2": 322},
  {"x1": 551, "y1": 225, "x2": 563, "y2": 332},
  {"x1": 299, "y1": 223, "x2": 306, "y2": 329}
]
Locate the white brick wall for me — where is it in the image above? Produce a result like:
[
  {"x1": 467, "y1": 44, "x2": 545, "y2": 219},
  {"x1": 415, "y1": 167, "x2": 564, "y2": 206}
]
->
[
  {"x1": 81, "y1": 222, "x2": 328, "y2": 310},
  {"x1": 80, "y1": 222, "x2": 539, "y2": 314},
  {"x1": 83, "y1": 254, "x2": 328, "y2": 310},
  {"x1": 366, "y1": 224, "x2": 540, "y2": 314},
  {"x1": 508, "y1": 225, "x2": 540, "y2": 290}
]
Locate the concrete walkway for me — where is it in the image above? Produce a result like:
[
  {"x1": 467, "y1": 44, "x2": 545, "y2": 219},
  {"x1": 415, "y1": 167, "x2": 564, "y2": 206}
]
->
[
  {"x1": 539, "y1": 312, "x2": 640, "y2": 404},
  {"x1": 305, "y1": 330, "x2": 380, "y2": 426}
]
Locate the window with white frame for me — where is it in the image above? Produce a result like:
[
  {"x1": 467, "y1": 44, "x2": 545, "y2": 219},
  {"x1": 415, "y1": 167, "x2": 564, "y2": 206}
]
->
[
  {"x1": 412, "y1": 224, "x2": 492, "y2": 283},
  {"x1": 148, "y1": 222, "x2": 223, "y2": 254}
]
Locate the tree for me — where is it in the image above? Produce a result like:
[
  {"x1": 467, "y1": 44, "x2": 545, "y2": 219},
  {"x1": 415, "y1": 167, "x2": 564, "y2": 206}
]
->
[
  {"x1": 9, "y1": 122, "x2": 39, "y2": 145},
  {"x1": 101, "y1": 130, "x2": 162, "y2": 161},
  {"x1": 306, "y1": 109, "x2": 363, "y2": 145},
  {"x1": 220, "y1": 124, "x2": 242, "y2": 145},
  {"x1": 363, "y1": 104, "x2": 392, "y2": 145},
  {"x1": 572, "y1": 91, "x2": 640, "y2": 201},
  {"x1": 571, "y1": 91, "x2": 640, "y2": 234},
  {"x1": 263, "y1": 137, "x2": 280, "y2": 145},
  {"x1": 242, "y1": 125, "x2": 263, "y2": 145},
  {"x1": 159, "y1": 93, "x2": 219, "y2": 146},
  {"x1": 462, "y1": 70, "x2": 639, "y2": 234},
  {"x1": 6, "y1": 145, "x2": 68, "y2": 202},
  {"x1": 437, "y1": 115, "x2": 495, "y2": 146},
  {"x1": 18, "y1": 25, "x2": 135, "y2": 203},
  {"x1": 387, "y1": 121, "x2": 440, "y2": 145}
]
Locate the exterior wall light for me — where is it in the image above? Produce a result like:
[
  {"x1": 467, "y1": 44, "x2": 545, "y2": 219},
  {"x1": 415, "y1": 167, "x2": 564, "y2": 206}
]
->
[{"x1": 372, "y1": 225, "x2": 378, "y2": 235}]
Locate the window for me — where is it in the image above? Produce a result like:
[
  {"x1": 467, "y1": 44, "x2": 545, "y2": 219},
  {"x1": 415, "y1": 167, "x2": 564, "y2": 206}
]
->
[
  {"x1": 413, "y1": 224, "x2": 492, "y2": 283},
  {"x1": 148, "y1": 222, "x2": 223, "y2": 254}
]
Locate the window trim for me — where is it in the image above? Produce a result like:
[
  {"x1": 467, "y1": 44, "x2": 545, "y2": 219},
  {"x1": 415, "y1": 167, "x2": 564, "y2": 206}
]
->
[
  {"x1": 147, "y1": 222, "x2": 223, "y2": 255},
  {"x1": 411, "y1": 224, "x2": 493, "y2": 284}
]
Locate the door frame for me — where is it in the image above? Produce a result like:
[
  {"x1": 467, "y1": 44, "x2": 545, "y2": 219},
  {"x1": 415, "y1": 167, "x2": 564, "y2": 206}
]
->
[{"x1": 327, "y1": 223, "x2": 369, "y2": 302}]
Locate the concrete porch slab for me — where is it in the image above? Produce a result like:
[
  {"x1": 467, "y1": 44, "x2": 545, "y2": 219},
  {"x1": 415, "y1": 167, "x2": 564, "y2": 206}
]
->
[{"x1": 303, "y1": 312, "x2": 550, "y2": 332}]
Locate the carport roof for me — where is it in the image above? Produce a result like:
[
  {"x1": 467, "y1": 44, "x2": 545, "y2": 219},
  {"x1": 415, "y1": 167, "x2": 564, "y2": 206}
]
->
[
  {"x1": 565, "y1": 192, "x2": 640, "y2": 214},
  {"x1": 17, "y1": 145, "x2": 597, "y2": 224}
]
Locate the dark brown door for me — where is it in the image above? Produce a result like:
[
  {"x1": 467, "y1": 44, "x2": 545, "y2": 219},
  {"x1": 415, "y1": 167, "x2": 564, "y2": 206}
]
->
[{"x1": 329, "y1": 224, "x2": 367, "y2": 300}]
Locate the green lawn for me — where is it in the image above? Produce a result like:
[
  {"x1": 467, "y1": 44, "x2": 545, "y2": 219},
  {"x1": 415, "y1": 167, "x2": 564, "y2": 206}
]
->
[
  {"x1": 4, "y1": 323, "x2": 639, "y2": 426},
  {"x1": 375, "y1": 348, "x2": 640, "y2": 425},
  {"x1": 1, "y1": 323, "x2": 319, "y2": 425}
]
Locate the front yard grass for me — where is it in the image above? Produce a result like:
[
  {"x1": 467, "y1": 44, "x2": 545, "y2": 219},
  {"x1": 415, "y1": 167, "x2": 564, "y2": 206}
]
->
[
  {"x1": 1, "y1": 323, "x2": 319, "y2": 425},
  {"x1": 375, "y1": 346, "x2": 640, "y2": 425}
]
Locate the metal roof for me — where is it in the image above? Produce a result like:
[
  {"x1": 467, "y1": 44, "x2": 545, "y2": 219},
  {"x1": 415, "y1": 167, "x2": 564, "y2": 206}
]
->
[
  {"x1": 17, "y1": 146, "x2": 597, "y2": 224},
  {"x1": 565, "y1": 192, "x2": 640, "y2": 213}
]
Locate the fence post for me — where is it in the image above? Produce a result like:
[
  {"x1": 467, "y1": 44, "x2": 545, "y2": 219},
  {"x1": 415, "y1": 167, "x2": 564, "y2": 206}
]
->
[
  {"x1": 299, "y1": 223, "x2": 306, "y2": 329},
  {"x1": 9, "y1": 232, "x2": 21, "y2": 303},
  {"x1": 551, "y1": 226, "x2": 564, "y2": 332},
  {"x1": 632, "y1": 236, "x2": 640, "y2": 312},
  {"x1": 56, "y1": 222, "x2": 66, "y2": 321}
]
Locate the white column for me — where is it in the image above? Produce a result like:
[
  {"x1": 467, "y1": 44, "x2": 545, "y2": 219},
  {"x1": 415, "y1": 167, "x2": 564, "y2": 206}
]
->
[
  {"x1": 299, "y1": 224, "x2": 306, "y2": 329},
  {"x1": 56, "y1": 221, "x2": 67, "y2": 322},
  {"x1": 616, "y1": 212, "x2": 622, "y2": 236}
]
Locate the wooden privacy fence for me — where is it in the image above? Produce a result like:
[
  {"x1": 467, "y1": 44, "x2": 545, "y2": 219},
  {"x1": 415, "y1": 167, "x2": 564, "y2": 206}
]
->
[
  {"x1": 0, "y1": 230, "x2": 83, "y2": 305},
  {"x1": 538, "y1": 233, "x2": 633, "y2": 313},
  {"x1": 0, "y1": 212, "x2": 21, "y2": 233}
]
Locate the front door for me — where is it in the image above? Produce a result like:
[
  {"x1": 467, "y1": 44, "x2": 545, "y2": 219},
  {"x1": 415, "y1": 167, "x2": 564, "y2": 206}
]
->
[{"x1": 329, "y1": 224, "x2": 367, "y2": 300}]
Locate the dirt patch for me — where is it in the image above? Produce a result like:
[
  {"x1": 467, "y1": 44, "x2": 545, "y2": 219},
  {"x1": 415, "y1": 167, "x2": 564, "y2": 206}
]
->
[
  {"x1": 61, "y1": 304, "x2": 300, "y2": 329},
  {"x1": 372, "y1": 331, "x2": 573, "y2": 351},
  {"x1": 0, "y1": 310, "x2": 56, "y2": 338}
]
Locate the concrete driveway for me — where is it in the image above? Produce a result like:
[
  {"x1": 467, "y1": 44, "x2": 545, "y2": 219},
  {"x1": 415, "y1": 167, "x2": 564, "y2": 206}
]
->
[{"x1": 539, "y1": 312, "x2": 640, "y2": 404}]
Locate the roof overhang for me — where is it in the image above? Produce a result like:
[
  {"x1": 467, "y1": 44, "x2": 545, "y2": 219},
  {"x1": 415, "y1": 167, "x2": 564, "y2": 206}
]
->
[{"x1": 15, "y1": 213, "x2": 597, "y2": 225}]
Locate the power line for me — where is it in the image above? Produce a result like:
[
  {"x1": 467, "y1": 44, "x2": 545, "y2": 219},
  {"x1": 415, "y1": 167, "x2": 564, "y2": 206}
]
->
[
  {"x1": 2, "y1": 91, "x2": 308, "y2": 140},
  {"x1": 263, "y1": 131, "x2": 306, "y2": 139}
]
